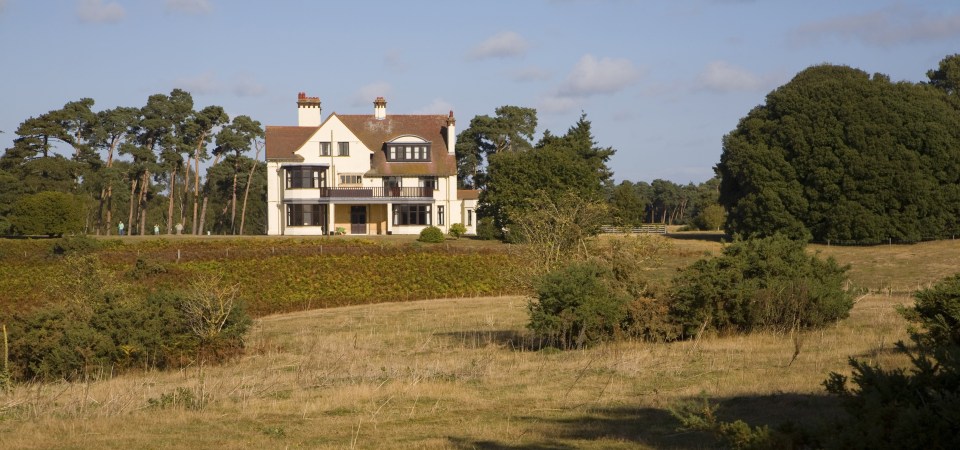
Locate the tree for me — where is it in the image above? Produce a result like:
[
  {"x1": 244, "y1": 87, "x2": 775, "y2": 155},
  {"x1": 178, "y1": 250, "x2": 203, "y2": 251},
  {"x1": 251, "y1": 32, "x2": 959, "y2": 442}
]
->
[
  {"x1": 717, "y1": 62, "x2": 960, "y2": 242},
  {"x1": 608, "y1": 180, "x2": 648, "y2": 226},
  {"x1": 211, "y1": 116, "x2": 263, "y2": 234},
  {"x1": 480, "y1": 111, "x2": 614, "y2": 236},
  {"x1": 9, "y1": 191, "x2": 85, "y2": 236},
  {"x1": 89, "y1": 107, "x2": 139, "y2": 235},
  {"x1": 455, "y1": 105, "x2": 537, "y2": 189},
  {"x1": 183, "y1": 106, "x2": 228, "y2": 234},
  {"x1": 927, "y1": 53, "x2": 960, "y2": 96}
]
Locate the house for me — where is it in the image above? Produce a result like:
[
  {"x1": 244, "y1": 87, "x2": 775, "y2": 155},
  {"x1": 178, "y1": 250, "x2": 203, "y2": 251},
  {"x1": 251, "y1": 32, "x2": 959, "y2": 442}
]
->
[{"x1": 265, "y1": 93, "x2": 479, "y2": 236}]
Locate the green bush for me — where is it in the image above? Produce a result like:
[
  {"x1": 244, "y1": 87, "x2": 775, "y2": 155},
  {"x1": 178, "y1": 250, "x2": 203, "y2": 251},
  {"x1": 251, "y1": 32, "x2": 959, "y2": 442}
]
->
[
  {"x1": 449, "y1": 223, "x2": 467, "y2": 239},
  {"x1": 668, "y1": 234, "x2": 852, "y2": 338},
  {"x1": 528, "y1": 262, "x2": 629, "y2": 348},
  {"x1": 418, "y1": 226, "x2": 445, "y2": 243},
  {"x1": 476, "y1": 216, "x2": 500, "y2": 240},
  {"x1": 823, "y1": 274, "x2": 960, "y2": 449},
  {"x1": 10, "y1": 191, "x2": 84, "y2": 237},
  {"x1": 52, "y1": 235, "x2": 102, "y2": 256}
]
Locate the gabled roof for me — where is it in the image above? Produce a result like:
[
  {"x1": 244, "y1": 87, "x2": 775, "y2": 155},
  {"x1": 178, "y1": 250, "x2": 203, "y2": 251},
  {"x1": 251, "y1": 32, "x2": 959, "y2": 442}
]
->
[
  {"x1": 337, "y1": 114, "x2": 457, "y2": 177},
  {"x1": 265, "y1": 126, "x2": 315, "y2": 161}
]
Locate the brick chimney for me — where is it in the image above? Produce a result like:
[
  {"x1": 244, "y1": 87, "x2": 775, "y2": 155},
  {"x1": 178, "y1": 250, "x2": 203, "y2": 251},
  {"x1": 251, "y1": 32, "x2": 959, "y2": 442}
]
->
[
  {"x1": 446, "y1": 110, "x2": 456, "y2": 155},
  {"x1": 297, "y1": 92, "x2": 321, "y2": 126},
  {"x1": 374, "y1": 96, "x2": 387, "y2": 120}
]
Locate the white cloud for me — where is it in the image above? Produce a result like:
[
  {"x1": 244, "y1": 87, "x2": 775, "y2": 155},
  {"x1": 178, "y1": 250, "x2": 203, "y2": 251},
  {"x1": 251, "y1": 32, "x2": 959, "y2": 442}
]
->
[
  {"x1": 233, "y1": 74, "x2": 266, "y2": 97},
  {"x1": 537, "y1": 95, "x2": 579, "y2": 114},
  {"x1": 790, "y1": 5, "x2": 960, "y2": 47},
  {"x1": 77, "y1": 0, "x2": 125, "y2": 24},
  {"x1": 352, "y1": 82, "x2": 392, "y2": 107},
  {"x1": 695, "y1": 61, "x2": 767, "y2": 92},
  {"x1": 469, "y1": 31, "x2": 530, "y2": 60},
  {"x1": 174, "y1": 71, "x2": 221, "y2": 95},
  {"x1": 0, "y1": 0, "x2": 8, "y2": 13},
  {"x1": 558, "y1": 54, "x2": 642, "y2": 97},
  {"x1": 412, "y1": 98, "x2": 454, "y2": 115},
  {"x1": 510, "y1": 66, "x2": 552, "y2": 82},
  {"x1": 166, "y1": 0, "x2": 212, "y2": 15}
]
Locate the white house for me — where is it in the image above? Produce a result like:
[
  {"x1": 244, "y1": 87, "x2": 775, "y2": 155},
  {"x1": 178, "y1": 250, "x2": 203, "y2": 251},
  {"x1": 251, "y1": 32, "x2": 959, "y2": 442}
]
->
[{"x1": 265, "y1": 93, "x2": 478, "y2": 236}]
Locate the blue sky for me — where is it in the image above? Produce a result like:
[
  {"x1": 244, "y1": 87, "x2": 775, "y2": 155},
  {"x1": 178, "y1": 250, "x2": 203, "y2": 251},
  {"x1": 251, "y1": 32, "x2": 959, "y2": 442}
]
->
[{"x1": 1, "y1": 0, "x2": 958, "y2": 184}]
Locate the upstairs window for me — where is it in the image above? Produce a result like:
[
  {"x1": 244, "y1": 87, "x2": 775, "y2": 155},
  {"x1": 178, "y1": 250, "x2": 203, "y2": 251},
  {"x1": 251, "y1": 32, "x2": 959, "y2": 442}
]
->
[
  {"x1": 286, "y1": 166, "x2": 326, "y2": 189},
  {"x1": 319, "y1": 142, "x2": 331, "y2": 156},
  {"x1": 339, "y1": 174, "x2": 362, "y2": 186},
  {"x1": 338, "y1": 142, "x2": 350, "y2": 156},
  {"x1": 386, "y1": 144, "x2": 431, "y2": 162},
  {"x1": 419, "y1": 176, "x2": 437, "y2": 190}
]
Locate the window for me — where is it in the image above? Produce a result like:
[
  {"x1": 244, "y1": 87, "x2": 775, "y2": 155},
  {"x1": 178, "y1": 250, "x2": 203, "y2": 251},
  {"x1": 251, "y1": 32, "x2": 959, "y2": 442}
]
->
[
  {"x1": 386, "y1": 143, "x2": 431, "y2": 161},
  {"x1": 419, "y1": 177, "x2": 437, "y2": 190},
  {"x1": 339, "y1": 174, "x2": 362, "y2": 185},
  {"x1": 438, "y1": 206, "x2": 444, "y2": 226},
  {"x1": 285, "y1": 166, "x2": 326, "y2": 189},
  {"x1": 338, "y1": 142, "x2": 350, "y2": 156},
  {"x1": 393, "y1": 205, "x2": 431, "y2": 226},
  {"x1": 383, "y1": 177, "x2": 402, "y2": 189},
  {"x1": 287, "y1": 204, "x2": 326, "y2": 227},
  {"x1": 319, "y1": 142, "x2": 331, "y2": 156},
  {"x1": 467, "y1": 209, "x2": 473, "y2": 226}
]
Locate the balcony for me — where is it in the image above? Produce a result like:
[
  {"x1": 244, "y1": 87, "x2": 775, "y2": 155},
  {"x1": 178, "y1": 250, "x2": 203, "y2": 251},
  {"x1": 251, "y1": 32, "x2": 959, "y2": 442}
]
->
[{"x1": 318, "y1": 186, "x2": 433, "y2": 199}]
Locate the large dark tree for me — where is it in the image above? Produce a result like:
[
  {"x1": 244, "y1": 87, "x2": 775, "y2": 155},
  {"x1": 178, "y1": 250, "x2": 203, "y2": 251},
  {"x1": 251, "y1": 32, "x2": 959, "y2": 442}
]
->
[
  {"x1": 455, "y1": 105, "x2": 537, "y2": 189},
  {"x1": 717, "y1": 63, "x2": 960, "y2": 242},
  {"x1": 480, "y1": 111, "x2": 614, "y2": 235}
]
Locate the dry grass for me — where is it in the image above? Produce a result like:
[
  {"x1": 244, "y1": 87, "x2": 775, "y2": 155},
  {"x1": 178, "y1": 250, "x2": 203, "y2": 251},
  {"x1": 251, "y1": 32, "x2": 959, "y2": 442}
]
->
[
  {"x1": 0, "y1": 292, "x2": 911, "y2": 449},
  {"x1": 2, "y1": 234, "x2": 950, "y2": 448}
]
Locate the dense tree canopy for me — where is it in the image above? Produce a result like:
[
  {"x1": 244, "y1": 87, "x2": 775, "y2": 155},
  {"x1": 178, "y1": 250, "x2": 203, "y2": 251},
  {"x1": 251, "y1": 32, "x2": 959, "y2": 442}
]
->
[
  {"x1": 477, "y1": 111, "x2": 614, "y2": 235},
  {"x1": 0, "y1": 92, "x2": 266, "y2": 236},
  {"x1": 717, "y1": 60, "x2": 960, "y2": 242}
]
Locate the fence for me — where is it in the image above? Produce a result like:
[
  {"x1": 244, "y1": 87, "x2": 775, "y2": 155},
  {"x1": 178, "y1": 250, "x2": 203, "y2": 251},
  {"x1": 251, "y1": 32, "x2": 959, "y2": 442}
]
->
[{"x1": 600, "y1": 224, "x2": 667, "y2": 234}]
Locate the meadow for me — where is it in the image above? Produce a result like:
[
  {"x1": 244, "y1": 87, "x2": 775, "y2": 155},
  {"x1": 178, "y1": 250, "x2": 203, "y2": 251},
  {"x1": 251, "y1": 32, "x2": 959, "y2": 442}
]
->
[{"x1": 1, "y1": 234, "x2": 955, "y2": 448}]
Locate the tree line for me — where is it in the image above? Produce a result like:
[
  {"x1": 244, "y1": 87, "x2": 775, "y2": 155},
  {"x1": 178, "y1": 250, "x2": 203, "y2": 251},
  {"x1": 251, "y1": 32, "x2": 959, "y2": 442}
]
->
[
  {"x1": 0, "y1": 89, "x2": 267, "y2": 236},
  {"x1": 455, "y1": 106, "x2": 723, "y2": 236}
]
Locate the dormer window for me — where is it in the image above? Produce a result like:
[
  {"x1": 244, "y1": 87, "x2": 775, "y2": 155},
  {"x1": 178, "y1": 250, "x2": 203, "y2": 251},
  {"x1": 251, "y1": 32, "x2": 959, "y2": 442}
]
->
[{"x1": 386, "y1": 143, "x2": 431, "y2": 162}]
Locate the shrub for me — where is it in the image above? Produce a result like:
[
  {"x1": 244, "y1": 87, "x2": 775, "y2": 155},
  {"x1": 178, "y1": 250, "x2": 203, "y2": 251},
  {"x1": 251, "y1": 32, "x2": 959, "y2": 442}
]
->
[
  {"x1": 476, "y1": 216, "x2": 500, "y2": 240},
  {"x1": 668, "y1": 234, "x2": 852, "y2": 338},
  {"x1": 449, "y1": 223, "x2": 467, "y2": 239},
  {"x1": 528, "y1": 262, "x2": 629, "y2": 348},
  {"x1": 823, "y1": 274, "x2": 960, "y2": 449},
  {"x1": 9, "y1": 191, "x2": 84, "y2": 237},
  {"x1": 52, "y1": 235, "x2": 102, "y2": 256},
  {"x1": 418, "y1": 226, "x2": 445, "y2": 243}
]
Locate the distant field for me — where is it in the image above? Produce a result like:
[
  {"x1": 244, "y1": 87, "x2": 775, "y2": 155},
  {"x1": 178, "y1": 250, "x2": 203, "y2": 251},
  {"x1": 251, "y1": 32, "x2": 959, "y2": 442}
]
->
[{"x1": 0, "y1": 232, "x2": 946, "y2": 448}]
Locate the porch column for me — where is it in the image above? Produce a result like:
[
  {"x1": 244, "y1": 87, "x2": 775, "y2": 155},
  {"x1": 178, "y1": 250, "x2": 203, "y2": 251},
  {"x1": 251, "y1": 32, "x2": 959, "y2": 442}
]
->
[
  {"x1": 327, "y1": 203, "x2": 334, "y2": 235},
  {"x1": 386, "y1": 202, "x2": 393, "y2": 235}
]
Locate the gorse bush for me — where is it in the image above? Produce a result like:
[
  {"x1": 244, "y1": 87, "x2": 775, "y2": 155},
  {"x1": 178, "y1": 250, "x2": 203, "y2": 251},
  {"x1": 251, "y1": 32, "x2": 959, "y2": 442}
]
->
[
  {"x1": 6, "y1": 257, "x2": 250, "y2": 382},
  {"x1": 51, "y1": 235, "x2": 102, "y2": 256},
  {"x1": 823, "y1": 273, "x2": 960, "y2": 449},
  {"x1": 418, "y1": 226, "x2": 445, "y2": 243},
  {"x1": 528, "y1": 261, "x2": 628, "y2": 349},
  {"x1": 668, "y1": 234, "x2": 852, "y2": 337}
]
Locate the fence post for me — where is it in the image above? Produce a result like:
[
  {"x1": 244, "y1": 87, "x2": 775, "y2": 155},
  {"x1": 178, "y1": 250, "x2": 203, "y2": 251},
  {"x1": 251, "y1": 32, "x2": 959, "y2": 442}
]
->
[{"x1": 177, "y1": 249, "x2": 181, "y2": 263}]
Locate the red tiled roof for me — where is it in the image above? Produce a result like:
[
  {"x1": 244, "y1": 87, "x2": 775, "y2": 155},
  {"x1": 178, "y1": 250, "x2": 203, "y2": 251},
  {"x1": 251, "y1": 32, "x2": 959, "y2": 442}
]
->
[
  {"x1": 457, "y1": 189, "x2": 480, "y2": 200},
  {"x1": 337, "y1": 114, "x2": 457, "y2": 177},
  {"x1": 265, "y1": 126, "x2": 316, "y2": 161}
]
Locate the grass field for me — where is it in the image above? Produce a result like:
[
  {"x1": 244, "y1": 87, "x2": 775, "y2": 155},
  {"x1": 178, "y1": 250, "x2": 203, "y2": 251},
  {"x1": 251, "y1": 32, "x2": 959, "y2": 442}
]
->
[{"x1": 0, "y1": 233, "x2": 949, "y2": 448}]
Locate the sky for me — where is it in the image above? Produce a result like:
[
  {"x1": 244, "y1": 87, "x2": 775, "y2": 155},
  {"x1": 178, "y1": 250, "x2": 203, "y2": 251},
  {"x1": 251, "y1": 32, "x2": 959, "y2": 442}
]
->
[{"x1": 1, "y1": 0, "x2": 958, "y2": 184}]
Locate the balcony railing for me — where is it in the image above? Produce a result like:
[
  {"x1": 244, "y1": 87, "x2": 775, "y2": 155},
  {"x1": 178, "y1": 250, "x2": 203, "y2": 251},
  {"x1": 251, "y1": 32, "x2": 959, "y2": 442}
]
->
[{"x1": 315, "y1": 187, "x2": 434, "y2": 198}]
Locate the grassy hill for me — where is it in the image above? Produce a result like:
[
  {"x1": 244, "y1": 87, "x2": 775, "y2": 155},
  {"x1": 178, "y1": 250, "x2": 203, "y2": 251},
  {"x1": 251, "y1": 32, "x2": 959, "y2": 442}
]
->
[{"x1": 0, "y1": 234, "x2": 951, "y2": 448}]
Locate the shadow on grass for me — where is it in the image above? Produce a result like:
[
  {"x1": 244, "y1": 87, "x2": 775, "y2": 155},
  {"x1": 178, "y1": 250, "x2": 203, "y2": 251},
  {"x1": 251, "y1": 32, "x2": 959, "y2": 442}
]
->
[
  {"x1": 447, "y1": 392, "x2": 841, "y2": 449},
  {"x1": 434, "y1": 330, "x2": 548, "y2": 351},
  {"x1": 665, "y1": 232, "x2": 730, "y2": 243}
]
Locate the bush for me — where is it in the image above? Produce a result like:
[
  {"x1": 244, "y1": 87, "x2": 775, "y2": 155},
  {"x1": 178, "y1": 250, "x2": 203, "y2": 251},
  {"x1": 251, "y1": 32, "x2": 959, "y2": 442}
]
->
[
  {"x1": 449, "y1": 223, "x2": 467, "y2": 239},
  {"x1": 668, "y1": 234, "x2": 852, "y2": 338},
  {"x1": 418, "y1": 226, "x2": 445, "y2": 243},
  {"x1": 52, "y1": 235, "x2": 102, "y2": 256},
  {"x1": 528, "y1": 262, "x2": 629, "y2": 348},
  {"x1": 476, "y1": 216, "x2": 500, "y2": 240},
  {"x1": 9, "y1": 191, "x2": 84, "y2": 237},
  {"x1": 822, "y1": 274, "x2": 960, "y2": 449}
]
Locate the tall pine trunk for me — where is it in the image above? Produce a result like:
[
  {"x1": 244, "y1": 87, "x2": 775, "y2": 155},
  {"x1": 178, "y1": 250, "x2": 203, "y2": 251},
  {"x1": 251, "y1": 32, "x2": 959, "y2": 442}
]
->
[
  {"x1": 138, "y1": 171, "x2": 150, "y2": 235},
  {"x1": 166, "y1": 167, "x2": 177, "y2": 234},
  {"x1": 239, "y1": 144, "x2": 261, "y2": 235},
  {"x1": 127, "y1": 177, "x2": 138, "y2": 234}
]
